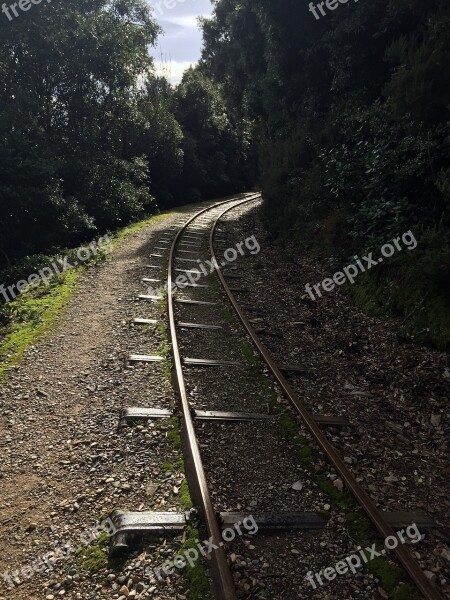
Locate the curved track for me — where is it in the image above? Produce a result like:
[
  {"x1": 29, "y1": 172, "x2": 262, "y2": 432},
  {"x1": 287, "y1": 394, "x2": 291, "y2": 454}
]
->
[
  {"x1": 166, "y1": 194, "x2": 260, "y2": 600},
  {"x1": 209, "y1": 199, "x2": 443, "y2": 600},
  {"x1": 162, "y1": 193, "x2": 443, "y2": 600}
]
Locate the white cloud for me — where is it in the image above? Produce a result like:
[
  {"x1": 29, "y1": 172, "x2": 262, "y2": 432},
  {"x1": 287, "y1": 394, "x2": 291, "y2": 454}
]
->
[
  {"x1": 165, "y1": 15, "x2": 201, "y2": 28},
  {"x1": 147, "y1": 0, "x2": 212, "y2": 84},
  {"x1": 153, "y1": 60, "x2": 195, "y2": 85}
]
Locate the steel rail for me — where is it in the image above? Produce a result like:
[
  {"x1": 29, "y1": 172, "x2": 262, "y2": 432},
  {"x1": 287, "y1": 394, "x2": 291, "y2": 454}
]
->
[
  {"x1": 210, "y1": 198, "x2": 443, "y2": 600},
  {"x1": 166, "y1": 193, "x2": 261, "y2": 600}
]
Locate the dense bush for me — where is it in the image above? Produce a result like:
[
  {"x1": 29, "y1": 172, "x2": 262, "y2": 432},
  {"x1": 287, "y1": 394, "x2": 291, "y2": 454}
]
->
[{"x1": 201, "y1": 0, "x2": 450, "y2": 349}]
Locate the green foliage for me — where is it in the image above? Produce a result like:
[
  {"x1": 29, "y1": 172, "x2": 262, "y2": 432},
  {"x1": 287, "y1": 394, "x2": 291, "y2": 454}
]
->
[
  {"x1": 201, "y1": 0, "x2": 450, "y2": 350},
  {"x1": 173, "y1": 68, "x2": 252, "y2": 201},
  {"x1": 0, "y1": 270, "x2": 79, "y2": 380},
  {"x1": 351, "y1": 226, "x2": 450, "y2": 351},
  {"x1": 75, "y1": 532, "x2": 109, "y2": 574},
  {"x1": 177, "y1": 527, "x2": 211, "y2": 600},
  {"x1": 167, "y1": 417, "x2": 182, "y2": 451},
  {"x1": 0, "y1": 210, "x2": 173, "y2": 380},
  {"x1": 0, "y1": 1, "x2": 250, "y2": 267},
  {"x1": 239, "y1": 340, "x2": 259, "y2": 366}
]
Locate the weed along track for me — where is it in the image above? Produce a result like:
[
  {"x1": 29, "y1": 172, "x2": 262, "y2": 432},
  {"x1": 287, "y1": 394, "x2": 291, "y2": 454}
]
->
[{"x1": 111, "y1": 195, "x2": 445, "y2": 600}]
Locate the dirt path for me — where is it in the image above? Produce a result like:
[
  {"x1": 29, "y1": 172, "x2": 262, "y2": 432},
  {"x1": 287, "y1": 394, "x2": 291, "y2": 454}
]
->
[{"x1": 0, "y1": 207, "x2": 200, "y2": 600}]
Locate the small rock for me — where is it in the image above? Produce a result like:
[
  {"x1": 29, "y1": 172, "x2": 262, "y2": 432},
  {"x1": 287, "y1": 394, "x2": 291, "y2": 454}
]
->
[
  {"x1": 441, "y1": 548, "x2": 450, "y2": 563},
  {"x1": 424, "y1": 571, "x2": 437, "y2": 584},
  {"x1": 292, "y1": 481, "x2": 303, "y2": 491},
  {"x1": 119, "y1": 586, "x2": 130, "y2": 596},
  {"x1": 146, "y1": 484, "x2": 158, "y2": 497},
  {"x1": 430, "y1": 414, "x2": 442, "y2": 427},
  {"x1": 333, "y1": 478, "x2": 343, "y2": 492},
  {"x1": 384, "y1": 474, "x2": 398, "y2": 483}
]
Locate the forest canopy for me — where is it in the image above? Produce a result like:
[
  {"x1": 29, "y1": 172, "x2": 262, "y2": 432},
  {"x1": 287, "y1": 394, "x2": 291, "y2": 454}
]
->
[
  {"x1": 0, "y1": 0, "x2": 250, "y2": 264},
  {"x1": 199, "y1": 0, "x2": 450, "y2": 349}
]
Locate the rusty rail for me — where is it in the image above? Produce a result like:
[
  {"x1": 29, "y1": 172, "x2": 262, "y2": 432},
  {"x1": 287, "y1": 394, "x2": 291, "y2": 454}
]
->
[
  {"x1": 210, "y1": 198, "x2": 443, "y2": 600},
  {"x1": 166, "y1": 193, "x2": 261, "y2": 600}
]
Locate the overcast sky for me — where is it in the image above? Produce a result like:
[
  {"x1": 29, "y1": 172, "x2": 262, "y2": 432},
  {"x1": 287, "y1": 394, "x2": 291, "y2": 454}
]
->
[{"x1": 148, "y1": 0, "x2": 213, "y2": 85}]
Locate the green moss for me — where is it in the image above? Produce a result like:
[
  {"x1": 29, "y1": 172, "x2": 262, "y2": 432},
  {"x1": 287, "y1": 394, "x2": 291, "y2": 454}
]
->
[
  {"x1": 177, "y1": 527, "x2": 211, "y2": 600},
  {"x1": 0, "y1": 270, "x2": 79, "y2": 380},
  {"x1": 75, "y1": 532, "x2": 109, "y2": 573},
  {"x1": 239, "y1": 340, "x2": 259, "y2": 365},
  {"x1": 368, "y1": 558, "x2": 404, "y2": 590},
  {"x1": 273, "y1": 399, "x2": 420, "y2": 598},
  {"x1": 221, "y1": 305, "x2": 236, "y2": 326},
  {"x1": 113, "y1": 212, "x2": 173, "y2": 245},
  {"x1": 162, "y1": 460, "x2": 176, "y2": 472},
  {"x1": 391, "y1": 583, "x2": 420, "y2": 600},
  {"x1": 167, "y1": 417, "x2": 182, "y2": 451},
  {"x1": 162, "y1": 412, "x2": 212, "y2": 596},
  {"x1": 178, "y1": 478, "x2": 193, "y2": 511},
  {"x1": 0, "y1": 210, "x2": 175, "y2": 382}
]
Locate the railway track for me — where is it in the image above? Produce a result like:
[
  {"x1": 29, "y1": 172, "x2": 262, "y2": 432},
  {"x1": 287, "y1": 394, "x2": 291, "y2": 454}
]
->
[{"x1": 113, "y1": 193, "x2": 443, "y2": 600}]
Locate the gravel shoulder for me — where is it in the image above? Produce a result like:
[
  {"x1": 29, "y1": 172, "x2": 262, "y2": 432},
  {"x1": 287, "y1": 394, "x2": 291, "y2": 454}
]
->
[
  {"x1": 0, "y1": 206, "x2": 205, "y2": 600},
  {"x1": 218, "y1": 201, "x2": 450, "y2": 598}
]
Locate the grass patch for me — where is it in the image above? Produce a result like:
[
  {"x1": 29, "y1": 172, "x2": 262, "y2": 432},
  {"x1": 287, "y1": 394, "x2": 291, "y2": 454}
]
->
[
  {"x1": 0, "y1": 211, "x2": 175, "y2": 383},
  {"x1": 270, "y1": 395, "x2": 420, "y2": 598},
  {"x1": 163, "y1": 417, "x2": 211, "y2": 597},
  {"x1": 177, "y1": 527, "x2": 211, "y2": 600},
  {"x1": 239, "y1": 340, "x2": 259, "y2": 366},
  {"x1": 0, "y1": 270, "x2": 79, "y2": 380},
  {"x1": 75, "y1": 531, "x2": 109, "y2": 573},
  {"x1": 167, "y1": 416, "x2": 182, "y2": 451},
  {"x1": 350, "y1": 261, "x2": 450, "y2": 353},
  {"x1": 113, "y1": 212, "x2": 173, "y2": 246},
  {"x1": 178, "y1": 478, "x2": 193, "y2": 511}
]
